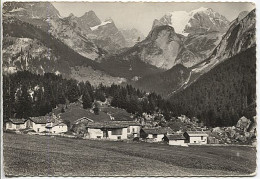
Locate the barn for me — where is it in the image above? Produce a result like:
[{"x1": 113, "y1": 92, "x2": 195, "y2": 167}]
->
[
  {"x1": 140, "y1": 127, "x2": 174, "y2": 142},
  {"x1": 5, "y1": 118, "x2": 29, "y2": 130},
  {"x1": 167, "y1": 134, "x2": 186, "y2": 146},
  {"x1": 184, "y1": 131, "x2": 208, "y2": 144},
  {"x1": 86, "y1": 122, "x2": 129, "y2": 140}
]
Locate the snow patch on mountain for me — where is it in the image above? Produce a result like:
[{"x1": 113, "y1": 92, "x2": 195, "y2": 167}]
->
[
  {"x1": 168, "y1": 11, "x2": 190, "y2": 35},
  {"x1": 90, "y1": 20, "x2": 112, "y2": 31}
]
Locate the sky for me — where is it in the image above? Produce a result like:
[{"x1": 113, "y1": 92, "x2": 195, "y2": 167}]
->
[{"x1": 52, "y1": 2, "x2": 255, "y2": 36}]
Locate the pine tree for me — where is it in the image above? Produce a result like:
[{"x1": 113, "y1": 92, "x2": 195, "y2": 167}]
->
[
  {"x1": 16, "y1": 85, "x2": 32, "y2": 118},
  {"x1": 82, "y1": 90, "x2": 92, "y2": 109}
]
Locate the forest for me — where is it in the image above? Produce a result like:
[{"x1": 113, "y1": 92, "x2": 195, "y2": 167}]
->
[
  {"x1": 170, "y1": 47, "x2": 256, "y2": 126},
  {"x1": 3, "y1": 71, "x2": 171, "y2": 122}
]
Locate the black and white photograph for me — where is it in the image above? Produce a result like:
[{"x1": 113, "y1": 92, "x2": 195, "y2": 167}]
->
[{"x1": 1, "y1": 0, "x2": 257, "y2": 177}]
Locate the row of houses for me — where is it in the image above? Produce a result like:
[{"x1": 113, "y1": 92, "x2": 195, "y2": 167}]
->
[
  {"x1": 5, "y1": 116, "x2": 68, "y2": 134},
  {"x1": 6, "y1": 116, "x2": 209, "y2": 145},
  {"x1": 140, "y1": 127, "x2": 208, "y2": 145},
  {"x1": 85, "y1": 121, "x2": 209, "y2": 145}
]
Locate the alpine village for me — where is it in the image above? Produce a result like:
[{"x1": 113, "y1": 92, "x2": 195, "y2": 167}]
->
[{"x1": 2, "y1": 2, "x2": 256, "y2": 176}]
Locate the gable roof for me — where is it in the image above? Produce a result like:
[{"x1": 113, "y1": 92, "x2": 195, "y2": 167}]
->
[
  {"x1": 87, "y1": 122, "x2": 129, "y2": 129},
  {"x1": 113, "y1": 121, "x2": 142, "y2": 126},
  {"x1": 142, "y1": 127, "x2": 174, "y2": 135},
  {"x1": 8, "y1": 118, "x2": 28, "y2": 124},
  {"x1": 30, "y1": 116, "x2": 55, "y2": 124},
  {"x1": 53, "y1": 122, "x2": 67, "y2": 127},
  {"x1": 86, "y1": 121, "x2": 141, "y2": 129},
  {"x1": 74, "y1": 117, "x2": 94, "y2": 124},
  {"x1": 167, "y1": 134, "x2": 186, "y2": 140},
  {"x1": 185, "y1": 131, "x2": 208, "y2": 137}
]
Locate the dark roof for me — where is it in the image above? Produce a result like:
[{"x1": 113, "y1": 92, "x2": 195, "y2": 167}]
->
[
  {"x1": 30, "y1": 116, "x2": 55, "y2": 124},
  {"x1": 87, "y1": 122, "x2": 128, "y2": 129},
  {"x1": 142, "y1": 127, "x2": 174, "y2": 135},
  {"x1": 167, "y1": 134, "x2": 186, "y2": 140},
  {"x1": 8, "y1": 118, "x2": 28, "y2": 124},
  {"x1": 185, "y1": 131, "x2": 208, "y2": 137},
  {"x1": 113, "y1": 121, "x2": 142, "y2": 126}
]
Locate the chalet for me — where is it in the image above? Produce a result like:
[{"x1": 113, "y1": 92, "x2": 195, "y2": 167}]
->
[
  {"x1": 5, "y1": 118, "x2": 29, "y2": 130},
  {"x1": 30, "y1": 116, "x2": 68, "y2": 133},
  {"x1": 46, "y1": 121, "x2": 68, "y2": 134},
  {"x1": 30, "y1": 116, "x2": 54, "y2": 133},
  {"x1": 86, "y1": 122, "x2": 128, "y2": 140},
  {"x1": 116, "y1": 121, "x2": 142, "y2": 138},
  {"x1": 140, "y1": 127, "x2": 174, "y2": 142},
  {"x1": 183, "y1": 131, "x2": 208, "y2": 144},
  {"x1": 166, "y1": 134, "x2": 186, "y2": 146}
]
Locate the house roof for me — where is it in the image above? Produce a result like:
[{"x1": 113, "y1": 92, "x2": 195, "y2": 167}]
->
[
  {"x1": 113, "y1": 121, "x2": 142, "y2": 126},
  {"x1": 87, "y1": 122, "x2": 129, "y2": 129},
  {"x1": 167, "y1": 134, "x2": 186, "y2": 140},
  {"x1": 142, "y1": 127, "x2": 174, "y2": 135},
  {"x1": 8, "y1": 118, "x2": 28, "y2": 124},
  {"x1": 185, "y1": 131, "x2": 208, "y2": 137},
  {"x1": 45, "y1": 121, "x2": 67, "y2": 128},
  {"x1": 53, "y1": 122, "x2": 67, "y2": 127},
  {"x1": 86, "y1": 120, "x2": 141, "y2": 129},
  {"x1": 30, "y1": 116, "x2": 55, "y2": 124},
  {"x1": 74, "y1": 117, "x2": 94, "y2": 124}
]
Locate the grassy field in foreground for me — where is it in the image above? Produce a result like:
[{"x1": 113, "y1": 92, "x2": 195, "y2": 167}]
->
[{"x1": 3, "y1": 133, "x2": 256, "y2": 176}]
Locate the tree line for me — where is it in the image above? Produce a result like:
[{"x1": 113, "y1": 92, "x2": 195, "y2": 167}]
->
[{"x1": 3, "y1": 70, "x2": 172, "y2": 122}]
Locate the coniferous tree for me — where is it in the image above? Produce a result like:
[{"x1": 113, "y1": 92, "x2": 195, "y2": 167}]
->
[
  {"x1": 82, "y1": 90, "x2": 92, "y2": 109},
  {"x1": 16, "y1": 85, "x2": 32, "y2": 118}
]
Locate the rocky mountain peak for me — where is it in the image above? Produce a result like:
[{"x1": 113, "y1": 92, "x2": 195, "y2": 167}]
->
[
  {"x1": 153, "y1": 7, "x2": 230, "y2": 36},
  {"x1": 79, "y1": 10, "x2": 101, "y2": 27},
  {"x1": 237, "y1": 11, "x2": 249, "y2": 21},
  {"x1": 3, "y1": 2, "x2": 61, "y2": 19},
  {"x1": 147, "y1": 25, "x2": 176, "y2": 41}
]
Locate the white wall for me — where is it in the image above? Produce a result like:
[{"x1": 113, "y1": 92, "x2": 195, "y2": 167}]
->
[
  {"x1": 87, "y1": 128, "x2": 103, "y2": 139},
  {"x1": 51, "y1": 125, "x2": 68, "y2": 134},
  {"x1": 6, "y1": 122, "x2": 27, "y2": 130},
  {"x1": 169, "y1": 140, "x2": 185, "y2": 146},
  {"x1": 108, "y1": 128, "x2": 127, "y2": 140},
  {"x1": 32, "y1": 123, "x2": 46, "y2": 133},
  {"x1": 189, "y1": 136, "x2": 207, "y2": 144},
  {"x1": 147, "y1": 134, "x2": 164, "y2": 142},
  {"x1": 127, "y1": 126, "x2": 141, "y2": 134}
]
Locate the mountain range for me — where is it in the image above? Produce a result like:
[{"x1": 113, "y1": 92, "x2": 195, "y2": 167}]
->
[{"x1": 2, "y1": 2, "x2": 255, "y2": 102}]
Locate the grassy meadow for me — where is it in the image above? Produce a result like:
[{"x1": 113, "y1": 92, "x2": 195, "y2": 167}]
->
[{"x1": 3, "y1": 133, "x2": 256, "y2": 176}]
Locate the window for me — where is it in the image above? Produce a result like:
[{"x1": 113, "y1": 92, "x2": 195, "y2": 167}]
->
[
  {"x1": 132, "y1": 128, "x2": 135, "y2": 133},
  {"x1": 37, "y1": 128, "x2": 40, "y2": 132},
  {"x1": 127, "y1": 127, "x2": 130, "y2": 133},
  {"x1": 16, "y1": 124, "x2": 20, "y2": 129},
  {"x1": 117, "y1": 136, "x2": 121, "y2": 140},
  {"x1": 112, "y1": 129, "x2": 122, "y2": 135},
  {"x1": 201, "y1": 136, "x2": 203, "y2": 140},
  {"x1": 97, "y1": 136, "x2": 101, "y2": 139},
  {"x1": 153, "y1": 134, "x2": 157, "y2": 138}
]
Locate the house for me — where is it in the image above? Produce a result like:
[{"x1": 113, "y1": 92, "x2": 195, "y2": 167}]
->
[
  {"x1": 183, "y1": 131, "x2": 208, "y2": 144},
  {"x1": 5, "y1": 118, "x2": 29, "y2": 130},
  {"x1": 30, "y1": 116, "x2": 68, "y2": 133},
  {"x1": 46, "y1": 121, "x2": 68, "y2": 134},
  {"x1": 30, "y1": 116, "x2": 54, "y2": 133},
  {"x1": 86, "y1": 122, "x2": 129, "y2": 140},
  {"x1": 140, "y1": 127, "x2": 174, "y2": 142},
  {"x1": 166, "y1": 134, "x2": 186, "y2": 146},
  {"x1": 112, "y1": 121, "x2": 142, "y2": 138}
]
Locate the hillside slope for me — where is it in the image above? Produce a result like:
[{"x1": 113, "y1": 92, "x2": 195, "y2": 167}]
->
[{"x1": 170, "y1": 46, "x2": 256, "y2": 127}]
